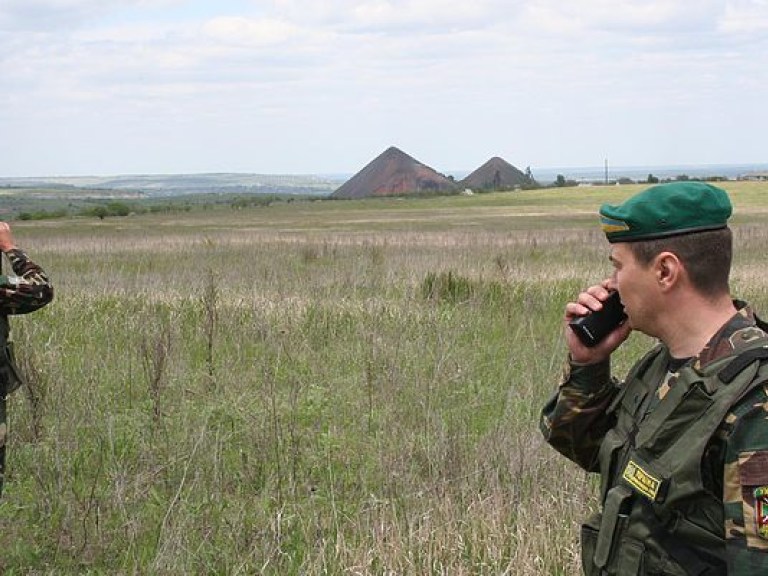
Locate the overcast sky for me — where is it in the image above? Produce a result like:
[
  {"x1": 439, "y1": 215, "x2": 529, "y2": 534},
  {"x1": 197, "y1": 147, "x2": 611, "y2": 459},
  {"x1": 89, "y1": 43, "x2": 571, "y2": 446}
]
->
[{"x1": 1, "y1": 0, "x2": 767, "y2": 177}]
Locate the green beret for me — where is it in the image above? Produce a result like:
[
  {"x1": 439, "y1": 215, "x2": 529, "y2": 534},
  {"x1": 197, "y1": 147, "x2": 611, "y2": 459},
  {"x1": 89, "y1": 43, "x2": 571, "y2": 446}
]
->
[{"x1": 599, "y1": 181, "x2": 732, "y2": 243}]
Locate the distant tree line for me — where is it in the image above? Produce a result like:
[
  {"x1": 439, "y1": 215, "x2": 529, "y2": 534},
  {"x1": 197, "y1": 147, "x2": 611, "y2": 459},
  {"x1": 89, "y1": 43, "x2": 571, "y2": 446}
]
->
[
  {"x1": 17, "y1": 201, "x2": 190, "y2": 221},
  {"x1": 13, "y1": 194, "x2": 316, "y2": 221},
  {"x1": 550, "y1": 172, "x2": 730, "y2": 189}
]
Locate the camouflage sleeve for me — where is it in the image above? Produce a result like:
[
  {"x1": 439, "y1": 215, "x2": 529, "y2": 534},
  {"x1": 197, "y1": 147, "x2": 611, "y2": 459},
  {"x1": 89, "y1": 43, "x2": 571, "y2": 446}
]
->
[
  {"x1": 722, "y1": 382, "x2": 768, "y2": 574},
  {"x1": 0, "y1": 248, "x2": 54, "y2": 315},
  {"x1": 540, "y1": 358, "x2": 619, "y2": 473}
]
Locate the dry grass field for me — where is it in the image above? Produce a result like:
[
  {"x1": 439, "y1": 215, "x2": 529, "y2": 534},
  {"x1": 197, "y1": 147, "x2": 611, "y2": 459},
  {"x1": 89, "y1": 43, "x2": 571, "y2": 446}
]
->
[{"x1": 1, "y1": 181, "x2": 766, "y2": 574}]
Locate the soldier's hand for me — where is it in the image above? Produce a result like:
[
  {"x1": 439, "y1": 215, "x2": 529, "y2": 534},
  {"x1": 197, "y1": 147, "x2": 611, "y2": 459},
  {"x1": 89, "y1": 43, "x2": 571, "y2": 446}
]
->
[
  {"x1": 0, "y1": 222, "x2": 17, "y2": 252},
  {"x1": 564, "y1": 280, "x2": 632, "y2": 364}
]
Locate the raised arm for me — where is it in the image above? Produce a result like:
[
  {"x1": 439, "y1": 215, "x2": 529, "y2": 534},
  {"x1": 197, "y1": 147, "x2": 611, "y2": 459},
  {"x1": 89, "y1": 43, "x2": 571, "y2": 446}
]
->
[
  {"x1": 0, "y1": 223, "x2": 54, "y2": 315},
  {"x1": 540, "y1": 280, "x2": 631, "y2": 472}
]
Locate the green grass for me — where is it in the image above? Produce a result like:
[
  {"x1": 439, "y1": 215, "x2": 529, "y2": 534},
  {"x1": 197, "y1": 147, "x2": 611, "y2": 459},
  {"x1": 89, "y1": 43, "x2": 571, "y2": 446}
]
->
[{"x1": 1, "y1": 181, "x2": 766, "y2": 573}]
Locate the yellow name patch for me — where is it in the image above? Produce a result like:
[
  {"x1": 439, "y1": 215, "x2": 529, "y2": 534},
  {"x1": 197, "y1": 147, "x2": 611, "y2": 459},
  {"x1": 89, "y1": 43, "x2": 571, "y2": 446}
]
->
[{"x1": 623, "y1": 460, "x2": 662, "y2": 501}]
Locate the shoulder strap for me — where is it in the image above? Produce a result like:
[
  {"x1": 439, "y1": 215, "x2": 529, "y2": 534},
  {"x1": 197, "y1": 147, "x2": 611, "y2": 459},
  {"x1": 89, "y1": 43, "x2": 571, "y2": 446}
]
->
[
  {"x1": 717, "y1": 336, "x2": 768, "y2": 384},
  {"x1": 755, "y1": 312, "x2": 768, "y2": 333},
  {"x1": 718, "y1": 344, "x2": 768, "y2": 384}
]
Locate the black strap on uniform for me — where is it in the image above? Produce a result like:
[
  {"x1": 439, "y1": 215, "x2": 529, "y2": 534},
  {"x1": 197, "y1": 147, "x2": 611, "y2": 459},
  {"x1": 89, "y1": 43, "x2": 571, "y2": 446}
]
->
[
  {"x1": 718, "y1": 346, "x2": 768, "y2": 384},
  {"x1": 755, "y1": 313, "x2": 768, "y2": 333}
]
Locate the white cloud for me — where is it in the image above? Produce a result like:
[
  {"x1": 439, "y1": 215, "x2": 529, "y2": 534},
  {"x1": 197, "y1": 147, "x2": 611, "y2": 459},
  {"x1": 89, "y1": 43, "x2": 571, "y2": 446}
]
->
[
  {"x1": 201, "y1": 16, "x2": 301, "y2": 46},
  {"x1": 0, "y1": 0, "x2": 161, "y2": 31},
  {"x1": 271, "y1": 0, "x2": 510, "y2": 32},
  {"x1": 721, "y1": 0, "x2": 768, "y2": 31},
  {"x1": 0, "y1": 0, "x2": 767, "y2": 175},
  {"x1": 518, "y1": 0, "x2": 723, "y2": 33},
  {"x1": 347, "y1": 0, "x2": 492, "y2": 29}
]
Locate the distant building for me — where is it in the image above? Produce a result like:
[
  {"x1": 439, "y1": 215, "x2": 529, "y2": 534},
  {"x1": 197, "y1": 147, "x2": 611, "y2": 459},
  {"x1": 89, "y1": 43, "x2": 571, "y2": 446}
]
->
[{"x1": 742, "y1": 171, "x2": 768, "y2": 181}]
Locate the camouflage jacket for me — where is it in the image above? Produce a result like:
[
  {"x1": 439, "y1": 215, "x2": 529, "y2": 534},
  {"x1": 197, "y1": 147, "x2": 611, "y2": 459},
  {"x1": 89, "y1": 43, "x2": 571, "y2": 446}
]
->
[
  {"x1": 0, "y1": 248, "x2": 54, "y2": 317},
  {"x1": 541, "y1": 303, "x2": 768, "y2": 574}
]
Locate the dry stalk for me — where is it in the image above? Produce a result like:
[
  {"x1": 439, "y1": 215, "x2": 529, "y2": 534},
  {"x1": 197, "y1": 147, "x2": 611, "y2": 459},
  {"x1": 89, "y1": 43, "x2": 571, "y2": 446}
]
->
[
  {"x1": 18, "y1": 348, "x2": 46, "y2": 443},
  {"x1": 141, "y1": 315, "x2": 172, "y2": 433},
  {"x1": 203, "y1": 268, "x2": 218, "y2": 388}
]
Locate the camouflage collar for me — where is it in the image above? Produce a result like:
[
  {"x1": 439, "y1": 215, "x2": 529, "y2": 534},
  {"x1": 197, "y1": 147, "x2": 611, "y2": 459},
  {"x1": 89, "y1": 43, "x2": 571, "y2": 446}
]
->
[{"x1": 693, "y1": 301, "x2": 768, "y2": 370}]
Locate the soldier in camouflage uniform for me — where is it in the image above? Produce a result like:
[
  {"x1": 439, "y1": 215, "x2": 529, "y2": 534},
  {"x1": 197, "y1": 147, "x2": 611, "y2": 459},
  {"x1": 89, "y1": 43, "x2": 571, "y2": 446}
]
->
[
  {"x1": 540, "y1": 182, "x2": 768, "y2": 574},
  {"x1": 0, "y1": 222, "x2": 53, "y2": 496}
]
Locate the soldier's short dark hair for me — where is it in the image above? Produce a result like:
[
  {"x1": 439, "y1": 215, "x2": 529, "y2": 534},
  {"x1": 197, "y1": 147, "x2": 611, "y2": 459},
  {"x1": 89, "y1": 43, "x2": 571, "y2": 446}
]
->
[{"x1": 628, "y1": 227, "x2": 732, "y2": 298}]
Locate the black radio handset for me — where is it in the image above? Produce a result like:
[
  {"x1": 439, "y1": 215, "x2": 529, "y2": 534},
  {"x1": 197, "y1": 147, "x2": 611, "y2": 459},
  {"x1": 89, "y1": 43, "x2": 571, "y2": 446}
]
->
[{"x1": 568, "y1": 291, "x2": 627, "y2": 347}]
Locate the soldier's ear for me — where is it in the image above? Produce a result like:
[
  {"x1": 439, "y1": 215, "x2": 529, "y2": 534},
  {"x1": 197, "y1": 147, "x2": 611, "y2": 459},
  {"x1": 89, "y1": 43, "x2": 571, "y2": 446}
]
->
[{"x1": 654, "y1": 252, "x2": 682, "y2": 291}]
